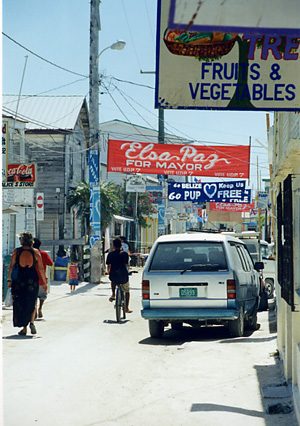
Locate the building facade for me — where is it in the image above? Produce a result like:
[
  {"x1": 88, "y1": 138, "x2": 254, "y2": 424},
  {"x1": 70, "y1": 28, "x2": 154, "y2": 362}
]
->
[{"x1": 272, "y1": 111, "x2": 300, "y2": 423}]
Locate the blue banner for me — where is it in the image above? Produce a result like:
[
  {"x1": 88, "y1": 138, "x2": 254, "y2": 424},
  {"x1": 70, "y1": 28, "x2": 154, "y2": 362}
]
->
[
  {"x1": 89, "y1": 150, "x2": 99, "y2": 187},
  {"x1": 168, "y1": 181, "x2": 251, "y2": 203},
  {"x1": 158, "y1": 204, "x2": 165, "y2": 234},
  {"x1": 90, "y1": 186, "x2": 100, "y2": 233},
  {"x1": 89, "y1": 150, "x2": 101, "y2": 237}
]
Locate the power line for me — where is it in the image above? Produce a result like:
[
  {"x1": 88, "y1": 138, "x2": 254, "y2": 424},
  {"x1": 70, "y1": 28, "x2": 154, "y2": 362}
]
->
[{"x1": 3, "y1": 32, "x2": 88, "y2": 78}]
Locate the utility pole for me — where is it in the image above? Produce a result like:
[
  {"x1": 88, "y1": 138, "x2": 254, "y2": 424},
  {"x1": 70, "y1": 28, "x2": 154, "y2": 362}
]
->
[{"x1": 89, "y1": 0, "x2": 102, "y2": 283}]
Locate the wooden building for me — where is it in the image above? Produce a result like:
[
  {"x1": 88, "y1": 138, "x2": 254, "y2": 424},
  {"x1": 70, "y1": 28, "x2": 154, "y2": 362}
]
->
[{"x1": 2, "y1": 95, "x2": 90, "y2": 258}]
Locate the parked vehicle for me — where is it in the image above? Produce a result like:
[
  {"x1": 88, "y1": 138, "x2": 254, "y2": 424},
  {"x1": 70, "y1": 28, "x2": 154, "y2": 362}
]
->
[
  {"x1": 223, "y1": 232, "x2": 276, "y2": 299},
  {"x1": 141, "y1": 232, "x2": 264, "y2": 338}
]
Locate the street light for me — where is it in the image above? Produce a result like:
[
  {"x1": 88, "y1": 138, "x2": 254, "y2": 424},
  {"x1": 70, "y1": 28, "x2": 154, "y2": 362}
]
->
[{"x1": 96, "y1": 40, "x2": 126, "y2": 63}]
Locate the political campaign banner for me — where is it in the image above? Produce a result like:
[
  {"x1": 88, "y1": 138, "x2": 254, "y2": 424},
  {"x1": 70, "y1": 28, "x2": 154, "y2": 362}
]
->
[
  {"x1": 168, "y1": 181, "x2": 251, "y2": 203},
  {"x1": 210, "y1": 201, "x2": 255, "y2": 212},
  {"x1": 156, "y1": 0, "x2": 300, "y2": 111},
  {"x1": 158, "y1": 204, "x2": 165, "y2": 234},
  {"x1": 89, "y1": 150, "x2": 99, "y2": 187},
  {"x1": 108, "y1": 139, "x2": 250, "y2": 178}
]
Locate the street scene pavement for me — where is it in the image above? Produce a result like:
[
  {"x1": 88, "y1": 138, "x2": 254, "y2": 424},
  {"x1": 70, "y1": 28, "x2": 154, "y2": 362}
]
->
[{"x1": 1, "y1": 268, "x2": 298, "y2": 426}]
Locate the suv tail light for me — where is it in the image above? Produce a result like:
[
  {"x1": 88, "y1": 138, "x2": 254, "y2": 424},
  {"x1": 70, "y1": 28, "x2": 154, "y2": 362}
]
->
[
  {"x1": 227, "y1": 279, "x2": 236, "y2": 299},
  {"x1": 142, "y1": 280, "x2": 150, "y2": 300}
]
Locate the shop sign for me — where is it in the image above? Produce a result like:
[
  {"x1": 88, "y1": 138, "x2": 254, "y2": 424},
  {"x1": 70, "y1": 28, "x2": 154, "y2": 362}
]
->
[
  {"x1": 126, "y1": 175, "x2": 146, "y2": 192},
  {"x1": 168, "y1": 0, "x2": 300, "y2": 37},
  {"x1": 156, "y1": 0, "x2": 300, "y2": 111},
  {"x1": 2, "y1": 164, "x2": 36, "y2": 188}
]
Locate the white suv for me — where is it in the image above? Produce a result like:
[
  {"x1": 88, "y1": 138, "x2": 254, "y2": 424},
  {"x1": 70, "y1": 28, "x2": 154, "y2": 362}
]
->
[{"x1": 141, "y1": 233, "x2": 263, "y2": 338}]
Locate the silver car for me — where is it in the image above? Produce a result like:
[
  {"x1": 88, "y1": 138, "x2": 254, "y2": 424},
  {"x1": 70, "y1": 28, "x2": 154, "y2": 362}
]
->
[{"x1": 141, "y1": 233, "x2": 263, "y2": 338}]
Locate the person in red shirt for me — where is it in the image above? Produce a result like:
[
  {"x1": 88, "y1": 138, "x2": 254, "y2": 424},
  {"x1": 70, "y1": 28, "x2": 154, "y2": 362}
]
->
[
  {"x1": 33, "y1": 238, "x2": 53, "y2": 319},
  {"x1": 69, "y1": 259, "x2": 79, "y2": 292}
]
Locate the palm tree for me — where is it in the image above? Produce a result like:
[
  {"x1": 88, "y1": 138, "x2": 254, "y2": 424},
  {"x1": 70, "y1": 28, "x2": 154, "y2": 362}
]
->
[
  {"x1": 68, "y1": 180, "x2": 90, "y2": 235},
  {"x1": 67, "y1": 180, "x2": 121, "y2": 235}
]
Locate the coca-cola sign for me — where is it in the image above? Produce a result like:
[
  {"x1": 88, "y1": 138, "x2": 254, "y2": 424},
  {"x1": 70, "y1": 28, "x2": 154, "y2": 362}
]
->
[
  {"x1": 2, "y1": 164, "x2": 36, "y2": 188},
  {"x1": 107, "y1": 140, "x2": 250, "y2": 178}
]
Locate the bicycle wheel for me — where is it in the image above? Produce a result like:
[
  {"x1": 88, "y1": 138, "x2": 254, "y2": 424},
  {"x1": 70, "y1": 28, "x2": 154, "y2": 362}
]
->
[
  {"x1": 121, "y1": 290, "x2": 126, "y2": 320},
  {"x1": 115, "y1": 286, "x2": 122, "y2": 322}
]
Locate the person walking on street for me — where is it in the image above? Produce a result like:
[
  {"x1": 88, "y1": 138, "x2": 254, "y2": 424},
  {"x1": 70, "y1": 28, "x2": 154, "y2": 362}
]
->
[
  {"x1": 120, "y1": 236, "x2": 131, "y2": 254},
  {"x1": 106, "y1": 238, "x2": 132, "y2": 313},
  {"x1": 7, "y1": 231, "x2": 47, "y2": 336},
  {"x1": 69, "y1": 258, "x2": 79, "y2": 292},
  {"x1": 32, "y1": 238, "x2": 53, "y2": 319}
]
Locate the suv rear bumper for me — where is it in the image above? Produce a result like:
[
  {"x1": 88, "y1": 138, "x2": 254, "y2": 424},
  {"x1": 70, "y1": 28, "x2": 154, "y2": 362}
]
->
[{"x1": 141, "y1": 308, "x2": 239, "y2": 321}]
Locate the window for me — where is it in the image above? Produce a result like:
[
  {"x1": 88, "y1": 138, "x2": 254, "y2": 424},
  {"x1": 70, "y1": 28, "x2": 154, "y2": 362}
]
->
[
  {"x1": 69, "y1": 147, "x2": 73, "y2": 180},
  {"x1": 277, "y1": 176, "x2": 295, "y2": 310},
  {"x1": 235, "y1": 245, "x2": 248, "y2": 271},
  {"x1": 149, "y1": 241, "x2": 227, "y2": 271}
]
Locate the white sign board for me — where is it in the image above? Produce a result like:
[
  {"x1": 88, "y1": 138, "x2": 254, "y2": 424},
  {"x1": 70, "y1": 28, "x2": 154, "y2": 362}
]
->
[
  {"x1": 156, "y1": 0, "x2": 300, "y2": 111},
  {"x1": 168, "y1": 0, "x2": 300, "y2": 37},
  {"x1": 36, "y1": 192, "x2": 44, "y2": 221},
  {"x1": 2, "y1": 121, "x2": 8, "y2": 182},
  {"x1": 126, "y1": 175, "x2": 146, "y2": 193}
]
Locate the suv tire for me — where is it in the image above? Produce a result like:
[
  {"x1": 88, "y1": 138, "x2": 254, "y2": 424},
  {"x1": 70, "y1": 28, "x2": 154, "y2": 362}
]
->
[
  {"x1": 149, "y1": 320, "x2": 164, "y2": 338},
  {"x1": 229, "y1": 308, "x2": 244, "y2": 337},
  {"x1": 171, "y1": 322, "x2": 183, "y2": 330},
  {"x1": 264, "y1": 278, "x2": 274, "y2": 299}
]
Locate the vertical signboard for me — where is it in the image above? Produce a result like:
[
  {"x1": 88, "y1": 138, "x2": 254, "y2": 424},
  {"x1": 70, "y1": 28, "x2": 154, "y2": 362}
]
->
[
  {"x1": 36, "y1": 193, "x2": 44, "y2": 221},
  {"x1": 2, "y1": 120, "x2": 8, "y2": 182},
  {"x1": 89, "y1": 150, "x2": 100, "y2": 247},
  {"x1": 158, "y1": 204, "x2": 165, "y2": 235}
]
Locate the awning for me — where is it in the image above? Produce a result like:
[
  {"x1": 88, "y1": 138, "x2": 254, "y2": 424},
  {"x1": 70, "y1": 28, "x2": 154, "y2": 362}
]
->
[
  {"x1": 113, "y1": 215, "x2": 134, "y2": 223},
  {"x1": 2, "y1": 203, "x2": 20, "y2": 214}
]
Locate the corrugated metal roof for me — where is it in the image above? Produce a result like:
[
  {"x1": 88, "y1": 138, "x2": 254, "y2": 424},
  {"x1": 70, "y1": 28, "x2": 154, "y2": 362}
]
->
[{"x1": 2, "y1": 95, "x2": 87, "y2": 131}]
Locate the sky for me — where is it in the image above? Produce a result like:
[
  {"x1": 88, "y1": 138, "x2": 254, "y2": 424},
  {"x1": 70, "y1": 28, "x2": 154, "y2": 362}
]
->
[{"x1": 2, "y1": 0, "x2": 271, "y2": 191}]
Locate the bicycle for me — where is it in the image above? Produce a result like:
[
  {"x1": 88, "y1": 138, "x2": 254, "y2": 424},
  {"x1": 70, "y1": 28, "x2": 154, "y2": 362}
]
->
[{"x1": 115, "y1": 270, "x2": 138, "y2": 323}]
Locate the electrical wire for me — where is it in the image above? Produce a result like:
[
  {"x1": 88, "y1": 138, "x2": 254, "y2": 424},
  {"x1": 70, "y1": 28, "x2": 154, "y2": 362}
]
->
[
  {"x1": 3, "y1": 32, "x2": 88, "y2": 78},
  {"x1": 104, "y1": 81, "x2": 269, "y2": 172},
  {"x1": 120, "y1": 0, "x2": 143, "y2": 70}
]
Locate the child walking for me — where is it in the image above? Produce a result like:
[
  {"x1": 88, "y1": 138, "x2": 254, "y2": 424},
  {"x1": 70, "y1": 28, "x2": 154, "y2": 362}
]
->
[{"x1": 69, "y1": 259, "x2": 79, "y2": 292}]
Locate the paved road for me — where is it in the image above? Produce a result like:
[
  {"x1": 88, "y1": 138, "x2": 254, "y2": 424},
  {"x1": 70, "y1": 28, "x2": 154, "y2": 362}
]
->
[{"x1": 1, "y1": 269, "x2": 298, "y2": 426}]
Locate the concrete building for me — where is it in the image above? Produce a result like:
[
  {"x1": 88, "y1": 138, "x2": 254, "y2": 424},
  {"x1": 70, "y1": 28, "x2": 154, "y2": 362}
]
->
[{"x1": 272, "y1": 111, "x2": 300, "y2": 424}]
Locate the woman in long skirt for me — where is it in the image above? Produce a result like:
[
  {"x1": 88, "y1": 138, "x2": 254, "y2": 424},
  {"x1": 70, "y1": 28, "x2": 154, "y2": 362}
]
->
[{"x1": 7, "y1": 231, "x2": 47, "y2": 336}]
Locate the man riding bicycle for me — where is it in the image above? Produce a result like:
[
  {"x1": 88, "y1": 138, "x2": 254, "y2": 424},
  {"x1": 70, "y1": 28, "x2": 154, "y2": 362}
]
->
[{"x1": 106, "y1": 238, "x2": 132, "y2": 314}]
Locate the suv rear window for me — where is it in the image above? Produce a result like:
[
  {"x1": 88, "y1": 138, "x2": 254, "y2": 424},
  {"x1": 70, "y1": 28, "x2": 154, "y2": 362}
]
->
[{"x1": 149, "y1": 241, "x2": 228, "y2": 272}]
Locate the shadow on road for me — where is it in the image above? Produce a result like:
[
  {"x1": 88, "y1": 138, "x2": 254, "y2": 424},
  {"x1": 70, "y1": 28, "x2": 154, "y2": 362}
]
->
[
  {"x1": 190, "y1": 402, "x2": 264, "y2": 418},
  {"x1": 3, "y1": 335, "x2": 41, "y2": 340},
  {"x1": 103, "y1": 319, "x2": 130, "y2": 325},
  {"x1": 139, "y1": 324, "x2": 261, "y2": 346}
]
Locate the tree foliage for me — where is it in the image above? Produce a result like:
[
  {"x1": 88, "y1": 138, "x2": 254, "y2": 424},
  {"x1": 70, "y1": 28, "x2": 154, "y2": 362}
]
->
[
  {"x1": 67, "y1": 180, "x2": 121, "y2": 233},
  {"x1": 116, "y1": 180, "x2": 157, "y2": 228}
]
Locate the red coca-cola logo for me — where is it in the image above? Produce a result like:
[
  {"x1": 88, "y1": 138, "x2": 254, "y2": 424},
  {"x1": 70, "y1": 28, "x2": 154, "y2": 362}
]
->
[{"x1": 7, "y1": 164, "x2": 35, "y2": 182}]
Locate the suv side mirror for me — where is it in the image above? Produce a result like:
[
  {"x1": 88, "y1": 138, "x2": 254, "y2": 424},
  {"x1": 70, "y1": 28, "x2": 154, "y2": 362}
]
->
[{"x1": 254, "y1": 261, "x2": 264, "y2": 271}]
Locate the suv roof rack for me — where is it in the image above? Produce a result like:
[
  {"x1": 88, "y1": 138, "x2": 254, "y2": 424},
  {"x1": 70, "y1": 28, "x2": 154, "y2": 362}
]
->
[{"x1": 187, "y1": 229, "x2": 220, "y2": 234}]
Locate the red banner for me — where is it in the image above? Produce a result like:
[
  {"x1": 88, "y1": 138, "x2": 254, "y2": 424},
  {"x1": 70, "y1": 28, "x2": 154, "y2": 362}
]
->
[
  {"x1": 2, "y1": 164, "x2": 36, "y2": 188},
  {"x1": 210, "y1": 201, "x2": 255, "y2": 212},
  {"x1": 107, "y1": 140, "x2": 250, "y2": 178}
]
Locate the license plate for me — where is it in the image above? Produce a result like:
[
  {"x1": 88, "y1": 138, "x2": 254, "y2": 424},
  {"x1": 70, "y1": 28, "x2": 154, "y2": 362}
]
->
[{"x1": 179, "y1": 288, "x2": 198, "y2": 297}]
